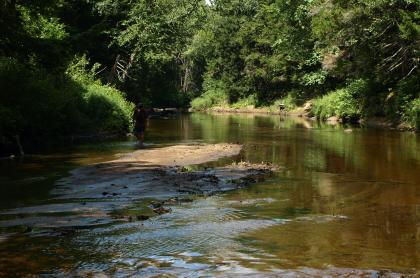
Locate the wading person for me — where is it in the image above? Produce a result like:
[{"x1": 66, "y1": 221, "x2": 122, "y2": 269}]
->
[{"x1": 133, "y1": 102, "x2": 149, "y2": 147}]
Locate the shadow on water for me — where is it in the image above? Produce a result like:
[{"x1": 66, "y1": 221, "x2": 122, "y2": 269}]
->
[
  {"x1": 0, "y1": 113, "x2": 419, "y2": 276},
  {"x1": 0, "y1": 140, "x2": 139, "y2": 209}
]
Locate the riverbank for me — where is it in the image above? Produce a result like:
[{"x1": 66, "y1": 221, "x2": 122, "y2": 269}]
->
[
  {"x1": 0, "y1": 57, "x2": 135, "y2": 158},
  {"x1": 190, "y1": 78, "x2": 419, "y2": 132},
  {"x1": 193, "y1": 103, "x2": 417, "y2": 132},
  {"x1": 203, "y1": 104, "x2": 310, "y2": 116}
]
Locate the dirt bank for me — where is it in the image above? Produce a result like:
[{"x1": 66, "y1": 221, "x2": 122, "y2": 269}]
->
[
  {"x1": 0, "y1": 144, "x2": 275, "y2": 230},
  {"x1": 193, "y1": 104, "x2": 312, "y2": 117}
]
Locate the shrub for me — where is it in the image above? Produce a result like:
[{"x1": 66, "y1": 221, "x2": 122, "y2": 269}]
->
[
  {"x1": 190, "y1": 78, "x2": 228, "y2": 110},
  {"x1": 191, "y1": 90, "x2": 227, "y2": 110},
  {"x1": 269, "y1": 94, "x2": 298, "y2": 112},
  {"x1": 0, "y1": 55, "x2": 134, "y2": 153},
  {"x1": 312, "y1": 79, "x2": 367, "y2": 121},
  {"x1": 0, "y1": 56, "x2": 65, "y2": 139},
  {"x1": 402, "y1": 98, "x2": 420, "y2": 130},
  {"x1": 67, "y1": 56, "x2": 135, "y2": 133},
  {"x1": 231, "y1": 94, "x2": 257, "y2": 109},
  {"x1": 83, "y1": 83, "x2": 134, "y2": 133}
]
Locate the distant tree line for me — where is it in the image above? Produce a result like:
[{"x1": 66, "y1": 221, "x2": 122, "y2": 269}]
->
[
  {"x1": 188, "y1": 0, "x2": 419, "y2": 129},
  {"x1": 1, "y1": 0, "x2": 419, "y2": 154}
]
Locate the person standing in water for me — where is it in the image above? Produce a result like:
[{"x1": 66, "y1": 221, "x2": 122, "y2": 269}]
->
[{"x1": 133, "y1": 103, "x2": 149, "y2": 147}]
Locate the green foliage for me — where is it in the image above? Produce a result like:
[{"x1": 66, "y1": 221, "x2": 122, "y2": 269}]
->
[
  {"x1": 269, "y1": 94, "x2": 298, "y2": 112},
  {"x1": 310, "y1": 0, "x2": 419, "y2": 83},
  {"x1": 65, "y1": 55, "x2": 98, "y2": 84},
  {"x1": 397, "y1": 73, "x2": 420, "y2": 130},
  {"x1": 0, "y1": 0, "x2": 136, "y2": 153},
  {"x1": 191, "y1": 79, "x2": 228, "y2": 111},
  {"x1": 187, "y1": 0, "x2": 418, "y2": 129},
  {"x1": 231, "y1": 95, "x2": 257, "y2": 109},
  {"x1": 402, "y1": 98, "x2": 420, "y2": 130},
  {"x1": 0, "y1": 55, "x2": 133, "y2": 153},
  {"x1": 115, "y1": 0, "x2": 207, "y2": 105},
  {"x1": 398, "y1": 9, "x2": 420, "y2": 40},
  {"x1": 300, "y1": 70, "x2": 327, "y2": 87},
  {"x1": 66, "y1": 56, "x2": 134, "y2": 133},
  {"x1": 18, "y1": 5, "x2": 68, "y2": 40},
  {"x1": 312, "y1": 80, "x2": 368, "y2": 121},
  {"x1": 188, "y1": 0, "x2": 329, "y2": 107},
  {"x1": 83, "y1": 83, "x2": 134, "y2": 132}
]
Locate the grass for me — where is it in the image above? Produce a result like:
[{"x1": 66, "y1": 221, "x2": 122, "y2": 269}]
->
[
  {"x1": 190, "y1": 89, "x2": 228, "y2": 110},
  {"x1": 268, "y1": 94, "x2": 297, "y2": 113},
  {"x1": 312, "y1": 79, "x2": 367, "y2": 122}
]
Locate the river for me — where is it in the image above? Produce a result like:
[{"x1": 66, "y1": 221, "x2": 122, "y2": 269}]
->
[{"x1": 0, "y1": 113, "x2": 419, "y2": 276}]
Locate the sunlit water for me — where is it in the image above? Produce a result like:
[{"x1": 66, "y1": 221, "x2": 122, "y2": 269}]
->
[{"x1": 0, "y1": 113, "x2": 419, "y2": 276}]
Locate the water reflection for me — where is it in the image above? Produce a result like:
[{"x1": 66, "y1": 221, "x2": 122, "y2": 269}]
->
[{"x1": 0, "y1": 113, "x2": 419, "y2": 276}]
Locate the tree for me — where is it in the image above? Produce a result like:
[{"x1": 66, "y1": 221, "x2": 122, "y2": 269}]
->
[{"x1": 116, "y1": 0, "x2": 207, "y2": 106}]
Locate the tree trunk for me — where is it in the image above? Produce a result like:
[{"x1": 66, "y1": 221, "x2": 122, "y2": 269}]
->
[
  {"x1": 107, "y1": 54, "x2": 120, "y2": 85},
  {"x1": 14, "y1": 135, "x2": 24, "y2": 156}
]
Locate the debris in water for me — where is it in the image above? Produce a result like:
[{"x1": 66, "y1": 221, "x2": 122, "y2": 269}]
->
[
  {"x1": 136, "y1": 215, "x2": 150, "y2": 221},
  {"x1": 153, "y1": 207, "x2": 172, "y2": 215}
]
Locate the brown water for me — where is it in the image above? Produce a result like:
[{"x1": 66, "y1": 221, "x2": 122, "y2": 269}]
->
[{"x1": 0, "y1": 113, "x2": 419, "y2": 276}]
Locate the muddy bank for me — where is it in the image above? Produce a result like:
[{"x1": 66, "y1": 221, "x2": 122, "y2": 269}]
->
[{"x1": 0, "y1": 144, "x2": 275, "y2": 229}]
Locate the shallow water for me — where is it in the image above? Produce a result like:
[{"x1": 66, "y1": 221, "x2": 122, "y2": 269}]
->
[{"x1": 0, "y1": 113, "x2": 419, "y2": 276}]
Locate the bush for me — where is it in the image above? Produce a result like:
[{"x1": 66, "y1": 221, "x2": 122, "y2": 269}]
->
[
  {"x1": 269, "y1": 94, "x2": 298, "y2": 112},
  {"x1": 191, "y1": 90, "x2": 227, "y2": 110},
  {"x1": 0, "y1": 55, "x2": 134, "y2": 153},
  {"x1": 67, "y1": 56, "x2": 134, "y2": 133},
  {"x1": 312, "y1": 79, "x2": 367, "y2": 121},
  {"x1": 0, "y1": 56, "x2": 66, "y2": 139},
  {"x1": 402, "y1": 98, "x2": 420, "y2": 131},
  {"x1": 190, "y1": 78, "x2": 228, "y2": 110},
  {"x1": 231, "y1": 94, "x2": 257, "y2": 109},
  {"x1": 83, "y1": 83, "x2": 134, "y2": 133}
]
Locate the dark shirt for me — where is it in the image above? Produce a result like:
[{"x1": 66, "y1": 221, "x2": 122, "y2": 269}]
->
[{"x1": 134, "y1": 108, "x2": 148, "y2": 129}]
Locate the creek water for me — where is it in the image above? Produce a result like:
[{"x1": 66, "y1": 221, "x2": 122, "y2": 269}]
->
[{"x1": 0, "y1": 113, "x2": 419, "y2": 276}]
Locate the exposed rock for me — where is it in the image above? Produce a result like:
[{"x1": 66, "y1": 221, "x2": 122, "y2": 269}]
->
[
  {"x1": 326, "y1": 116, "x2": 340, "y2": 125},
  {"x1": 153, "y1": 207, "x2": 172, "y2": 215},
  {"x1": 117, "y1": 143, "x2": 242, "y2": 167},
  {"x1": 0, "y1": 144, "x2": 276, "y2": 230},
  {"x1": 136, "y1": 215, "x2": 150, "y2": 221},
  {"x1": 303, "y1": 101, "x2": 313, "y2": 112}
]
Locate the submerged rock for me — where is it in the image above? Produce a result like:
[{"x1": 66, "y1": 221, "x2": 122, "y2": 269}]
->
[
  {"x1": 136, "y1": 215, "x2": 150, "y2": 221},
  {"x1": 153, "y1": 207, "x2": 172, "y2": 215}
]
